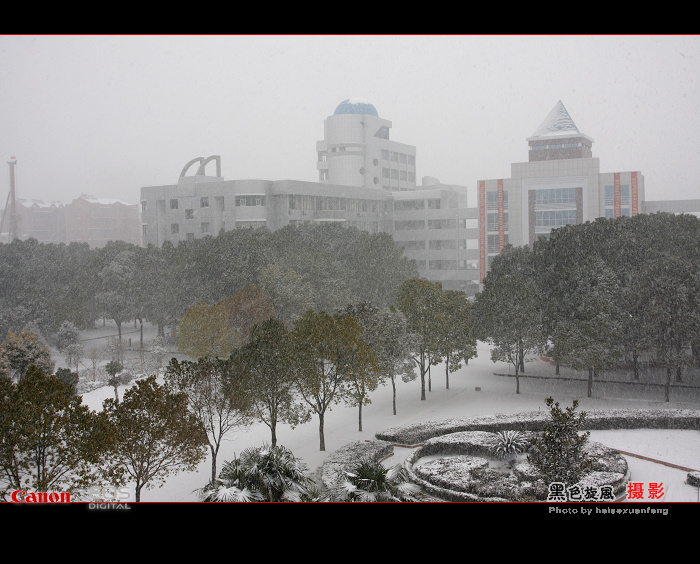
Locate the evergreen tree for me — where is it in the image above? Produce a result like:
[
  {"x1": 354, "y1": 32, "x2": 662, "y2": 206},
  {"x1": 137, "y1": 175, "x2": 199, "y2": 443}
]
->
[
  {"x1": 529, "y1": 397, "x2": 592, "y2": 487},
  {"x1": 473, "y1": 246, "x2": 546, "y2": 394},
  {"x1": 0, "y1": 330, "x2": 54, "y2": 382}
]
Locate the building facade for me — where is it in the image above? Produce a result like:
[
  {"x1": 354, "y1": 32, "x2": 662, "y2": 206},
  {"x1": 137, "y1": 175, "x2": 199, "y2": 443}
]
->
[
  {"x1": 477, "y1": 100, "x2": 647, "y2": 283},
  {"x1": 2, "y1": 194, "x2": 141, "y2": 247},
  {"x1": 317, "y1": 98, "x2": 417, "y2": 191},
  {"x1": 140, "y1": 100, "x2": 478, "y2": 293},
  {"x1": 64, "y1": 195, "x2": 142, "y2": 248}
]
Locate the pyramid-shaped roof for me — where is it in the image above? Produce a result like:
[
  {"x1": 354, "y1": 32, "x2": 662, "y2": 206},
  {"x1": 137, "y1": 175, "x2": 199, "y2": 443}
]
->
[{"x1": 528, "y1": 100, "x2": 592, "y2": 142}]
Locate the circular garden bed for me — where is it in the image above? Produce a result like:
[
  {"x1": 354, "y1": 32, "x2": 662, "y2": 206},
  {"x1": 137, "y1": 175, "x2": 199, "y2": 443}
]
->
[{"x1": 405, "y1": 430, "x2": 629, "y2": 502}]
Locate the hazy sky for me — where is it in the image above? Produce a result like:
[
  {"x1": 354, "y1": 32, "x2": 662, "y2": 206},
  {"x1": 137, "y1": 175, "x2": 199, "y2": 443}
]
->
[{"x1": 1, "y1": 35, "x2": 698, "y2": 208}]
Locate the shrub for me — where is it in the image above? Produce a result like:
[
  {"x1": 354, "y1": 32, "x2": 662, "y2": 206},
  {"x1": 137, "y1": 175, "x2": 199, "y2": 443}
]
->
[
  {"x1": 489, "y1": 430, "x2": 529, "y2": 459},
  {"x1": 200, "y1": 443, "x2": 318, "y2": 502},
  {"x1": 528, "y1": 397, "x2": 592, "y2": 486},
  {"x1": 328, "y1": 455, "x2": 422, "y2": 502}
]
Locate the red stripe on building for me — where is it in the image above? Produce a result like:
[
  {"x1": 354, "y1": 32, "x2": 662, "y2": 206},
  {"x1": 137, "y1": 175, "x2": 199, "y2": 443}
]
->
[
  {"x1": 614, "y1": 173, "x2": 621, "y2": 218},
  {"x1": 631, "y1": 172, "x2": 638, "y2": 216},
  {"x1": 479, "y1": 181, "x2": 486, "y2": 285}
]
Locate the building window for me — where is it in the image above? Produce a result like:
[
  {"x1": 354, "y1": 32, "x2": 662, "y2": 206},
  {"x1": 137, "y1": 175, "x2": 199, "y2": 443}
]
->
[
  {"x1": 394, "y1": 220, "x2": 425, "y2": 231},
  {"x1": 400, "y1": 240, "x2": 426, "y2": 250},
  {"x1": 429, "y1": 260, "x2": 458, "y2": 271},
  {"x1": 187, "y1": 233, "x2": 195, "y2": 241},
  {"x1": 170, "y1": 199, "x2": 178, "y2": 210},
  {"x1": 142, "y1": 224, "x2": 148, "y2": 236},
  {"x1": 141, "y1": 201, "x2": 147, "y2": 212},
  {"x1": 535, "y1": 187, "x2": 576, "y2": 205},
  {"x1": 429, "y1": 239, "x2": 457, "y2": 250},
  {"x1": 201, "y1": 222, "x2": 210, "y2": 233},
  {"x1": 428, "y1": 219, "x2": 457, "y2": 230},
  {"x1": 185, "y1": 209, "x2": 194, "y2": 219},
  {"x1": 535, "y1": 209, "x2": 576, "y2": 228},
  {"x1": 200, "y1": 197, "x2": 209, "y2": 208},
  {"x1": 171, "y1": 223, "x2": 179, "y2": 234},
  {"x1": 394, "y1": 199, "x2": 425, "y2": 211}
]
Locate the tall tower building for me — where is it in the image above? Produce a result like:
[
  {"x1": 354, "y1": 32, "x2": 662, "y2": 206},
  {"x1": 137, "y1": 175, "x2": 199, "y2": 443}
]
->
[
  {"x1": 478, "y1": 100, "x2": 644, "y2": 284},
  {"x1": 316, "y1": 98, "x2": 417, "y2": 191}
]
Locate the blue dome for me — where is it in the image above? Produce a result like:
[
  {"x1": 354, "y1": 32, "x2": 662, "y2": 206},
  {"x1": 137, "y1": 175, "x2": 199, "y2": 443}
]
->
[{"x1": 334, "y1": 98, "x2": 378, "y2": 117}]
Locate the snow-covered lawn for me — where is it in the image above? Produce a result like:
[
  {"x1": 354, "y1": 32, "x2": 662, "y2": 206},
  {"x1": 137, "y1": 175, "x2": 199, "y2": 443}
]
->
[{"x1": 77, "y1": 328, "x2": 700, "y2": 503}]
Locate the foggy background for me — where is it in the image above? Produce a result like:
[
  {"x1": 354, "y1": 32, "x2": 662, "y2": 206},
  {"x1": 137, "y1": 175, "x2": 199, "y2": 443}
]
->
[{"x1": 1, "y1": 35, "x2": 698, "y2": 208}]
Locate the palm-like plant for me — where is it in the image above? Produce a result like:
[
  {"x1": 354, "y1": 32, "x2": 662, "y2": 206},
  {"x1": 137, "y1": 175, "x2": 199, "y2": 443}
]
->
[
  {"x1": 489, "y1": 430, "x2": 529, "y2": 459},
  {"x1": 329, "y1": 456, "x2": 422, "y2": 502},
  {"x1": 199, "y1": 443, "x2": 317, "y2": 502}
]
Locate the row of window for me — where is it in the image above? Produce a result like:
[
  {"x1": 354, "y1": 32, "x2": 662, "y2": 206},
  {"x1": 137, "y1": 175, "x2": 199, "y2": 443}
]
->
[
  {"x1": 531, "y1": 142, "x2": 585, "y2": 150},
  {"x1": 400, "y1": 239, "x2": 478, "y2": 250},
  {"x1": 288, "y1": 195, "x2": 384, "y2": 213},
  {"x1": 604, "y1": 184, "x2": 631, "y2": 206},
  {"x1": 393, "y1": 199, "x2": 442, "y2": 211},
  {"x1": 382, "y1": 168, "x2": 416, "y2": 182},
  {"x1": 142, "y1": 195, "x2": 265, "y2": 214},
  {"x1": 394, "y1": 218, "x2": 474, "y2": 231},
  {"x1": 486, "y1": 212, "x2": 509, "y2": 232},
  {"x1": 380, "y1": 150, "x2": 415, "y2": 165},
  {"x1": 535, "y1": 187, "x2": 577, "y2": 205},
  {"x1": 535, "y1": 209, "x2": 577, "y2": 227},
  {"x1": 486, "y1": 190, "x2": 509, "y2": 211},
  {"x1": 413, "y1": 259, "x2": 479, "y2": 271}
]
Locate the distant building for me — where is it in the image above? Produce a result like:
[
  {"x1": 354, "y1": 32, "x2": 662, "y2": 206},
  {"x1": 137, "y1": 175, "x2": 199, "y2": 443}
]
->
[
  {"x1": 2, "y1": 194, "x2": 141, "y2": 247},
  {"x1": 64, "y1": 195, "x2": 142, "y2": 248},
  {"x1": 141, "y1": 100, "x2": 479, "y2": 293},
  {"x1": 477, "y1": 100, "x2": 648, "y2": 283},
  {"x1": 317, "y1": 98, "x2": 417, "y2": 191},
  {"x1": 5, "y1": 199, "x2": 66, "y2": 244},
  {"x1": 140, "y1": 98, "x2": 700, "y2": 295}
]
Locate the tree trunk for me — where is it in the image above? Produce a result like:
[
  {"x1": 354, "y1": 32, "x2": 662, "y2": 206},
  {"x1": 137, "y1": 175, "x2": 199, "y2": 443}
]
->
[
  {"x1": 116, "y1": 321, "x2": 122, "y2": 342},
  {"x1": 632, "y1": 352, "x2": 639, "y2": 380},
  {"x1": 358, "y1": 402, "x2": 363, "y2": 432},
  {"x1": 135, "y1": 482, "x2": 142, "y2": 502},
  {"x1": 665, "y1": 367, "x2": 671, "y2": 402},
  {"x1": 587, "y1": 368, "x2": 593, "y2": 398},
  {"x1": 391, "y1": 376, "x2": 397, "y2": 415},
  {"x1": 318, "y1": 412, "x2": 325, "y2": 451},
  {"x1": 210, "y1": 449, "x2": 218, "y2": 482},
  {"x1": 445, "y1": 359, "x2": 450, "y2": 390}
]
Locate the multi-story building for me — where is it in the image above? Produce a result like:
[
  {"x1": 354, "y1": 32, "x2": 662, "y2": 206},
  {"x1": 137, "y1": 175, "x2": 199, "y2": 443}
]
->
[
  {"x1": 3, "y1": 199, "x2": 66, "y2": 244},
  {"x1": 317, "y1": 98, "x2": 417, "y2": 191},
  {"x1": 140, "y1": 98, "x2": 700, "y2": 295},
  {"x1": 477, "y1": 100, "x2": 648, "y2": 283},
  {"x1": 141, "y1": 99, "x2": 478, "y2": 293},
  {"x1": 64, "y1": 195, "x2": 142, "y2": 248},
  {"x1": 2, "y1": 195, "x2": 142, "y2": 247}
]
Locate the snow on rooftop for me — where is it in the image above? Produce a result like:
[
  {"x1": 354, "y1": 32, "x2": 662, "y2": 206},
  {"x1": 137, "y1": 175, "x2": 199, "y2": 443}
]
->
[{"x1": 529, "y1": 100, "x2": 582, "y2": 139}]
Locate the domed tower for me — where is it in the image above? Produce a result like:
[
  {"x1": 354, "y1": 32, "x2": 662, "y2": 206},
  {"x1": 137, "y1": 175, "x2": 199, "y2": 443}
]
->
[{"x1": 316, "y1": 98, "x2": 417, "y2": 191}]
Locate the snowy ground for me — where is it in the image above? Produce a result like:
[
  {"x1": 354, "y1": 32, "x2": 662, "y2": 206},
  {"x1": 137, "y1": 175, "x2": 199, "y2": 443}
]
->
[{"x1": 73, "y1": 322, "x2": 700, "y2": 503}]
